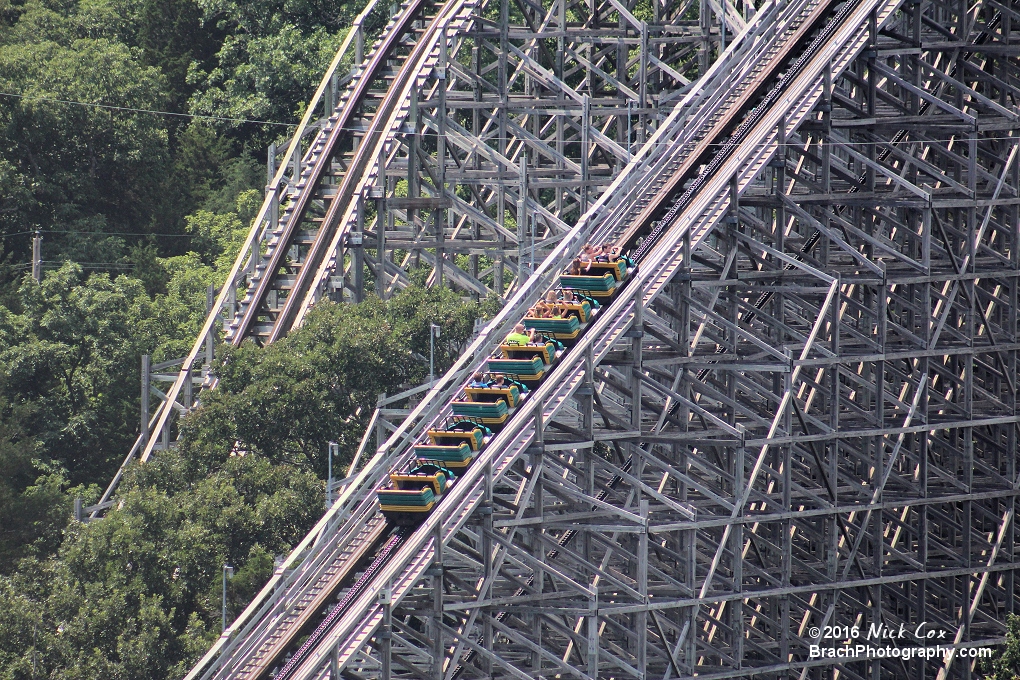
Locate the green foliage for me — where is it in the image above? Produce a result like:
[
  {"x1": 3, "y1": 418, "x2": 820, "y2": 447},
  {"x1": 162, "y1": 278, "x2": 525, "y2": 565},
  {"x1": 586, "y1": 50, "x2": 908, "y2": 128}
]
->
[
  {"x1": 135, "y1": 0, "x2": 219, "y2": 113},
  {"x1": 3, "y1": 264, "x2": 154, "y2": 485},
  {"x1": 0, "y1": 0, "x2": 325, "y2": 267},
  {"x1": 188, "y1": 0, "x2": 350, "y2": 144},
  {"x1": 0, "y1": 1, "x2": 511, "y2": 679},
  {"x1": 0, "y1": 400, "x2": 67, "y2": 570},
  {"x1": 190, "y1": 285, "x2": 495, "y2": 478},
  {"x1": 0, "y1": 30, "x2": 172, "y2": 255},
  {"x1": 0, "y1": 448, "x2": 322, "y2": 680},
  {"x1": 0, "y1": 221, "x2": 495, "y2": 677},
  {"x1": 987, "y1": 614, "x2": 1020, "y2": 680}
]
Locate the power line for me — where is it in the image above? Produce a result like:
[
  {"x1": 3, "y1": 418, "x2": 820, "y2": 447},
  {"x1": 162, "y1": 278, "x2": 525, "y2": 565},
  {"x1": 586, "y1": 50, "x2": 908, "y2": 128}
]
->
[
  {"x1": 3, "y1": 229, "x2": 196, "y2": 238},
  {"x1": 40, "y1": 230, "x2": 194, "y2": 237},
  {"x1": 12, "y1": 261, "x2": 137, "y2": 271},
  {"x1": 3, "y1": 91, "x2": 1017, "y2": 146},
  {"x1": 0, "y1": 91, "x2": 295, "y2": 128}
]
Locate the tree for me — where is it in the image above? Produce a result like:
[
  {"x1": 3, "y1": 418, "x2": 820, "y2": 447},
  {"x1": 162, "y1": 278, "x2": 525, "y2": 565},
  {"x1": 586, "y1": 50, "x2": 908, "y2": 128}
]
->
[
  {"x1": 2, "y1": 265, "x2": 153, "y2": 485},
  {"x1": 987, "y1": 614, "x2": 1020, "y2": 680},
  {"x1": 201, "y1": 297, "x2": 417, "y2": 477},
  {"x1": 187, "y1": 0, "x2": 352, "y2": 146},
  {"x1": 0, "y1": 27, "x2": 173, "y2": 259},
  {"x1": 136, "y1": 0, "x2": 220, "y2": 115},
  {"x1": 0, "y1": 399, "x2": 67, "y2": 571}
]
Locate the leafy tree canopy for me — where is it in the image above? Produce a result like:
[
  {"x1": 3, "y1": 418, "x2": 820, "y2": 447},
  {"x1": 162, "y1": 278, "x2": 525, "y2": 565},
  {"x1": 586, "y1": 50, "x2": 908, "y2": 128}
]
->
[
  {"x1": 987, "y1": 614, "x2": 1020, "y2": 680},
  {"x1": 0, "y1": 2, "x2": 506, "y2": 680},
  {"x1": 0, "y1": 282, "x2": 493, "y2": 679}
]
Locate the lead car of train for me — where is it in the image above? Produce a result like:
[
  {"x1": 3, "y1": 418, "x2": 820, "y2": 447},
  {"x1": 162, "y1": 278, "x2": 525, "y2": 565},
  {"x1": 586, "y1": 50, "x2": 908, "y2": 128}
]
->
[{"x1": 377, "y1": 252, "x2": 633, "y2": 525}]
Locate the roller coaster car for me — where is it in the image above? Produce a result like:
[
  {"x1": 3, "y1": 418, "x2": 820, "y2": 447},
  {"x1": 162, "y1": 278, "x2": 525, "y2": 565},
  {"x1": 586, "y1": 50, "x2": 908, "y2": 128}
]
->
[
  {"x1": 451, "y1": 396, "x2": 510, "y2": 426},
  {"x1": 412, "y1": 442, "x2": 474, "y2": 470},
  {"x1": 486, "y1": 355, "x2": 547, "y2": 388},
  {"x1": 523, "y1": 314, "x2": 581, "y2": 341},
  {"x1": 500, "y1": 341, "x2": 556, "y2": 364},
  {"x1": 562, "y1": 299, "x2": 594, "y2": 322},
  {"x1": 560, "y1": 271, "x2": 617, "y2": 299},
  {"x1": 585, "y1": 259, "x2": 628, "y2": 281},
  {"x1": 379, "y1": 463, "x2": 454, "y2": 524},
  {"x1": 427, "y1": 423, "x2": 487, "y2": 450},
  {"x1": 465, "y1": 384, "x2": 522, "y2": 407}
]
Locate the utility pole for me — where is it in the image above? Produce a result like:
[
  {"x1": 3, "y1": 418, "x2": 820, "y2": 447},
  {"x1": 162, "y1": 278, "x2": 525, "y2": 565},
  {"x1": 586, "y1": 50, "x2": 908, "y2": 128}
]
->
[
  {"x1": 141, "y1": 355, "x2": 150, "y2": 447},
  {"x1": 31, "y1": 231, "x2": 41, "y2": 282}
]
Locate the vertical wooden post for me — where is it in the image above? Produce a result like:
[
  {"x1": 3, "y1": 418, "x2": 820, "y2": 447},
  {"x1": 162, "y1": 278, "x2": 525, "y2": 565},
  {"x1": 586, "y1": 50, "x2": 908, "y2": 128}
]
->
[
  {"x1": 637, "y1": 499, "x2": 648, "y2": 677},
  {"x1": 375, "y1": 151, "x2": 387, "y2": 298},
  {"x1": 517, "y1": 155, "x2": 528, "y2": 287},
  {"x1": 432, "y1": 522, "x2": 444, "y2": 679},
  {"x1": 380, "y1": 584, "x2": 392, "y2": 680},
  {"x1": 483, "y1": 460, "x2": 494, "y2": 677}
]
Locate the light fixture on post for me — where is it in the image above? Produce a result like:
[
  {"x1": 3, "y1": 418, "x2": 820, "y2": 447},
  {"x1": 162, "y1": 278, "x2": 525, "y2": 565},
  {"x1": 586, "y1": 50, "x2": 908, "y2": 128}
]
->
[
  {"x1": 222, "y1": 564, "x2": 234, "y2": 632},
  {"x1": 429, "y1": 323, "x2": 441, "y2": 384},
  {"x1": 326, "y1": 441, "x2": 339, "y2": 509}
]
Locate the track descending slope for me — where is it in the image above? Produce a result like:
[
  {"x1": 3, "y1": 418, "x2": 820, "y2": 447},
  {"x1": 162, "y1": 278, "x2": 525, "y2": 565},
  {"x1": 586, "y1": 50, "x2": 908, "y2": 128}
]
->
[
  {"x1": 96, "y1": 0, "x2": 739, "y2": 517},
  {"x1": 184, "y1": 0, "x2": 911, "y2": 675},
  {"x1": 304, "y1": 0, "x2": 894, "y2": 665},
  {"x1": 230, "y1": 0, "x2": 481, "y2": 347}
]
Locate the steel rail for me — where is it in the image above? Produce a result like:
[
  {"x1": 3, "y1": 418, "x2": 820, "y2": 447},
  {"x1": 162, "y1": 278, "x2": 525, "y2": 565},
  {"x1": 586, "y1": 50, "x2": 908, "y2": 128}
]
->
[
  {"x1": 606, "y1": 0, "x2": 834, "y2": 251},
  {"x1": 185, "y1": 1, "x2": 483, "y2": 676},
  {"x1": 260, "y1": 0, "x2": 900, "y2": 675},
  {"x1": 94, "y1": 0, "x2": 388, "y2": 516},
  {"x1": 186, "y1": 498, "x2": 388, "y2": 680},
  {"x1": 232, "y1": 0, "x2": 430, "y2": 343},
  {"x1": 267, "y1": 0, "x2": 481, "y2": 343},
  {"x1": 273, "y1": 528, "x2": 409, "y2": 680},
  {"x1": 225, "y1": 518, "x2": 390, "y2": 680},
  {"x1": 581, "y1": 0, "x2": 826, "y2": 250}
]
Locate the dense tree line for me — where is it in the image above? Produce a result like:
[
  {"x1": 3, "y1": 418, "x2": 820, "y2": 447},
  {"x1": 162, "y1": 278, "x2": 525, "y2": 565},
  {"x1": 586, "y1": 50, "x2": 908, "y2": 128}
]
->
[
  {"x1": 0, "y1": 0, "x2": 356, "y2": 267},
  {"x1": 0, "y1": 278, "x2": 492, "y2": 679},
  {"x1": 5, "y1": 0, "x2": 1016, "y2": 678},
  {"x1": 0, "y1": 1, "x2": 500, "y2": 678}
]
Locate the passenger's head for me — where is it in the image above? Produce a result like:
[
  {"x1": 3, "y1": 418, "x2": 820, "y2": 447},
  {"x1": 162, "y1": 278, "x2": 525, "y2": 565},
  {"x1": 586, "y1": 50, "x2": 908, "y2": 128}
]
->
[
  {"x1": 472, "y1": 372, "x2": 484, "y2": 382},
  {"x1": 514, "y1": 323, "x2": 525, "y2": 333}
]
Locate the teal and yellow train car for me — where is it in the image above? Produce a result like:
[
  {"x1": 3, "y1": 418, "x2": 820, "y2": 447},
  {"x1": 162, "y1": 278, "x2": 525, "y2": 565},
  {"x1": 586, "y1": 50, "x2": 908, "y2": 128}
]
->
[{"x1": 377, "y1": 251, "x2": 633, "y2": 527}]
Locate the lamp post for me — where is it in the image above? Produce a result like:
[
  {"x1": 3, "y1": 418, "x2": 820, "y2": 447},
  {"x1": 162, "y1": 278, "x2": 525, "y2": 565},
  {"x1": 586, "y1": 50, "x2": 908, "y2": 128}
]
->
[
  {"x1": 326, "y1": 441, "x2": 339, "y2": 509},
  {"x1": 429, "y1": 323, "x2": 441, "y2": 384},
  {"x1": 222, "y1": 564, "x2": 234, "y2": 632}
]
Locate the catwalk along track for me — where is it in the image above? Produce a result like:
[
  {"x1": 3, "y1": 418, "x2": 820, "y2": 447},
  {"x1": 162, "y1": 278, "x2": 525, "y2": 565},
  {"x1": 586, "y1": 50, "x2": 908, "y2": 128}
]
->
[
  {"x1": 96, "y1": 0, "x2": 741, "y2": 514},
  {"x1": 184, "y1": 0, "x2": 921, "y2": 674}
]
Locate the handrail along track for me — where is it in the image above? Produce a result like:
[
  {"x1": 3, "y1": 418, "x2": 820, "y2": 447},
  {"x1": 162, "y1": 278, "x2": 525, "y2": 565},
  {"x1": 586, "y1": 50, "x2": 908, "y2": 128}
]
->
[
  {"x1": 186, "y1": 2, "x2": 817, "y2": 674},
  {"x1": 212, "y1": 0, "x2": 911, "y2": 675},
  {"x1": 96, "y1": 0, "x2": 391, "y2": 516}
]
